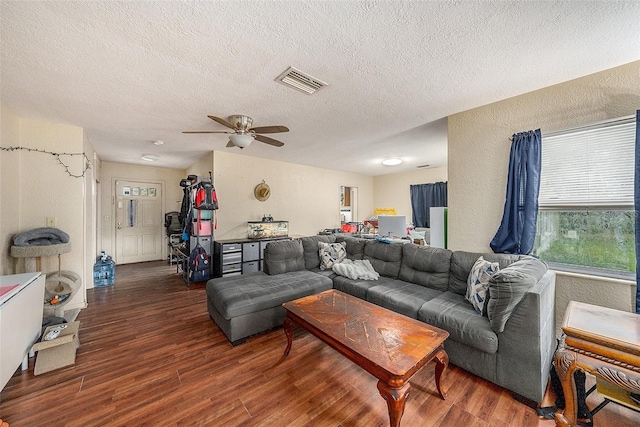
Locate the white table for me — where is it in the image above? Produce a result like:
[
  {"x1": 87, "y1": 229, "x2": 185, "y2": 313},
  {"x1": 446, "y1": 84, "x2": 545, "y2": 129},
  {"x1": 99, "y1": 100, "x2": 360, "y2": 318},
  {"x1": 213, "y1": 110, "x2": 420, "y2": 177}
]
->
[{"x1": 0, "y1": 272, "x2": 45, "y2": 391}]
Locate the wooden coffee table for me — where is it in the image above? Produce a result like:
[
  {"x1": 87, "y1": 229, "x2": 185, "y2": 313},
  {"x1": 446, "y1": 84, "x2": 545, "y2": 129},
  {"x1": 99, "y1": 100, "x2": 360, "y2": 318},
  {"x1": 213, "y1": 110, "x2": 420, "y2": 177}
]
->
[{"x1": 282, "y1": 289, "x2": 449, "y2": 427}]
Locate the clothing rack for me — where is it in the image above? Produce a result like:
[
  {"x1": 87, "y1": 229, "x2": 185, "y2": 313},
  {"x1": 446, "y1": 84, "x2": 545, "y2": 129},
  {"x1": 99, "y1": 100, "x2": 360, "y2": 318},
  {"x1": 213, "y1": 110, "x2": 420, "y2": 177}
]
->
[{"x1": 177, "y1": 172, "x2": 216, "y2": 286}]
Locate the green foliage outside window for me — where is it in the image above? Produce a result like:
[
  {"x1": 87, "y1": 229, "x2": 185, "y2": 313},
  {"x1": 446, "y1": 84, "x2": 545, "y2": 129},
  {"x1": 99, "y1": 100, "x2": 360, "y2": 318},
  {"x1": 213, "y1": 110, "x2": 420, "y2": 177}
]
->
[{"x1": 533, "y1": 210, "x2": 636, "y2": 274}]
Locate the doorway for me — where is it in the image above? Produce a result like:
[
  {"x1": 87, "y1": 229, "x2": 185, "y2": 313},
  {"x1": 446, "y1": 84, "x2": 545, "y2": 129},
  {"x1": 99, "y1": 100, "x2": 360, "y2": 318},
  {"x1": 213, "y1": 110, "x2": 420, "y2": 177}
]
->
[
  {"x1": 340, "y1": 186, "x2": 358, "y2": 225},
  {"x1": 114, "y1": 180, "x2": 163, "y2": 264}
]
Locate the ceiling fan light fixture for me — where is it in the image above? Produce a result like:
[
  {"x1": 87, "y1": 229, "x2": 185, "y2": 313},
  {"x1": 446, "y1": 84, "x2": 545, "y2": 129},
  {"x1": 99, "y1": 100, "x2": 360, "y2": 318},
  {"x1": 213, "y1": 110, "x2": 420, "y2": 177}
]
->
[
  {"x1": 229, "y1": 134, "x2": 254, "y2": 148},
  {"x1": 382, "y1": 158, "x2": 402, "y2": 166}
]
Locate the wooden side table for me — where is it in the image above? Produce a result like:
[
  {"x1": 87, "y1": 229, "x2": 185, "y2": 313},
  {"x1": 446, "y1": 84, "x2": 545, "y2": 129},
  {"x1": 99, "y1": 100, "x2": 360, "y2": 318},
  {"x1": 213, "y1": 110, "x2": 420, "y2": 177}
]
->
[{"x1": 553, "y1": 301, "x2": 640, "y2": 426}]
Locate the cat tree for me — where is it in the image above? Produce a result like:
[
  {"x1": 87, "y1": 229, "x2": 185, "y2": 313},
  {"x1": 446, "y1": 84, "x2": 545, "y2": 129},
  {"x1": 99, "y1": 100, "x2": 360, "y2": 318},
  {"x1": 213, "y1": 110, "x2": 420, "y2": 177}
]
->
[{"x1": 10, "y1": 242, "x2": 80, "y2": 317}]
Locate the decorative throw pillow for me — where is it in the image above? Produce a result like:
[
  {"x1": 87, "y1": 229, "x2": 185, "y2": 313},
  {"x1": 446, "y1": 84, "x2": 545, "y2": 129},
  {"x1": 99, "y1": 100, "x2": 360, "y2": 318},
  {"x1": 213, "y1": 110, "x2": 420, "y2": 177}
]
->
[
  {"x1": 466, "y1": 256, "x2": 500, "y2": 315},
  {"x1": 487, "y1": 257, "x2": 548, "y2": 333},
  {"x1": 318, "y1": 241, "x2": 347, "y2": 270}
]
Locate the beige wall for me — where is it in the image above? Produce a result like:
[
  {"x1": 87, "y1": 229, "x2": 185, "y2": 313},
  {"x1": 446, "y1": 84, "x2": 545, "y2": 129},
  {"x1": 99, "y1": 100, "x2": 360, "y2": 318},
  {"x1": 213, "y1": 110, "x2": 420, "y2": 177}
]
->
[
  {"x1": 373, "y1": 166, "x2": 448, "y2": 220},
  {"x1": 186, "y1": 152, "x2": 214, "y2": 179},
  {"x1": 99, "y1": 161, "x2": 186, "y2": 263},
  {"x1": 212, "y1": 151, "x2": 374, "y2": 240},
  {"x1": 0, "y1": 108, "x2": 90, "y2": 310},
  {"x1": 0, "y1": 106, "x2": 22, "y2": 275},
  {"x1": 448, "y1": 60, "x2": 640, "y2": 324},
  {"x1": 100, "y1": 151, "x2": 374, "y2": 255}
]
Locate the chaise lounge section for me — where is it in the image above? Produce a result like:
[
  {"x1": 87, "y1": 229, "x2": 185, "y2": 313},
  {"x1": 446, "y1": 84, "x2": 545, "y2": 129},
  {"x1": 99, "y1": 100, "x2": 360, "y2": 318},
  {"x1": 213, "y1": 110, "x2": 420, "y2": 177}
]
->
[{"x1": 205, "y1": 234, "x2": 556, "y2": 404}]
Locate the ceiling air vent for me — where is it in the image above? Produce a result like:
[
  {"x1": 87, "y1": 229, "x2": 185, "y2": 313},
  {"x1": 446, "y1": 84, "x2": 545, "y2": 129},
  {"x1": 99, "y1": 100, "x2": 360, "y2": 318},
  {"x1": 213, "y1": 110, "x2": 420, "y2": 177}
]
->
[{"x1": 276, "y1": 67, "x2": 327, "y2": 95}]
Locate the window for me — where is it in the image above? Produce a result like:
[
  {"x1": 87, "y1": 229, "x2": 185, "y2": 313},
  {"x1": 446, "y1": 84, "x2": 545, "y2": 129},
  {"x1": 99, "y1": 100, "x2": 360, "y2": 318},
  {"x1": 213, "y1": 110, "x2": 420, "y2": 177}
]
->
[{"x1": 533, "y1": 116, "x2": 636, "y2": 279}]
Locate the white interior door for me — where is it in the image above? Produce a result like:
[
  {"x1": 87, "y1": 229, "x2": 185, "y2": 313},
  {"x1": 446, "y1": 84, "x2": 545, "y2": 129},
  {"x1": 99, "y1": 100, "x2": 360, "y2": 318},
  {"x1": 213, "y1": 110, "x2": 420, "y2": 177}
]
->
[{"x1": 115, "y1": 180, "x2": 163, "y2": 264}]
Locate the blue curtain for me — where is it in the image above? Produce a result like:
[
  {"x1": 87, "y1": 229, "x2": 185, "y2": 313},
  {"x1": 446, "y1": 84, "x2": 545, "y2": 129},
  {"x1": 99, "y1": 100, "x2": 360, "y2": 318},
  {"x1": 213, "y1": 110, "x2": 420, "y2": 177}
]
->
[
  {"x1": 490, "y1": 129, "x2": 541, "y2": 254},
  {"x1": 410, "y1": 182, "x2": 447, "y2": 228},
  {"x1": 634, "y1": 110, "x2": 640, "y2": 314}
]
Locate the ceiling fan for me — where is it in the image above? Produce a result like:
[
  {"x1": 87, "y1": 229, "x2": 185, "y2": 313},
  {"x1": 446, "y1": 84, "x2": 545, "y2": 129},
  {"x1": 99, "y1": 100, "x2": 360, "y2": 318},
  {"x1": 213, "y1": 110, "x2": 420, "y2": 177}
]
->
[{"x1": 183, "y1": 115, "x2": 288, "y2": 149}]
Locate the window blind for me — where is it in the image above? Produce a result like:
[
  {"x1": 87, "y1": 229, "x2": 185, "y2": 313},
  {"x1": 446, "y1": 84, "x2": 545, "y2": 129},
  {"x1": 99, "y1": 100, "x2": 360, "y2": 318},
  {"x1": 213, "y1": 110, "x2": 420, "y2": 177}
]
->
[{"x1": 539, "y1": 119, "x2": 636, "y2": 208}]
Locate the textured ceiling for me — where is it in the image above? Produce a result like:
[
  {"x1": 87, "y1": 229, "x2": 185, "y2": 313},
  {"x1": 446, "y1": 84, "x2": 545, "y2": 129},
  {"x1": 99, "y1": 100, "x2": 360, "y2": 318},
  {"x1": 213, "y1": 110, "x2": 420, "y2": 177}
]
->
[{"x1": 2, "y1": 1, "x2": 639, "y2": 176}]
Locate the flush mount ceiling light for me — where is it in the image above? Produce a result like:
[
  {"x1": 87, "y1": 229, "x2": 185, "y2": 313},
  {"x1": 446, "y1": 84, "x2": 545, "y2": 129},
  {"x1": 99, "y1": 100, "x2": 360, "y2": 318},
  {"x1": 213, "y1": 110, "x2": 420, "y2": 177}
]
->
[
  {"x1": 153, "y1": 140, "x2": 164, "y2": 146},
  {"x1": 228, "y1": 134, "x2": 254, "y2": 149},
  {"x1": 140, "y1": 154, "x2": 158, "y2": 162},
  {"x1": 382, "y1": 158, "x2": 403, "y2": 166}
]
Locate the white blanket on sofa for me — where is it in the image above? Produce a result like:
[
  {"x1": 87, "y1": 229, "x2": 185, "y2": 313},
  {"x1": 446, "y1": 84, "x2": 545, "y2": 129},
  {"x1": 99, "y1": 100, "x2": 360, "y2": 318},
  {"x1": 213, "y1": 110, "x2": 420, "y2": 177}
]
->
[{"x1": 332, "y1": 259, "x2": 379, "y2": 281}]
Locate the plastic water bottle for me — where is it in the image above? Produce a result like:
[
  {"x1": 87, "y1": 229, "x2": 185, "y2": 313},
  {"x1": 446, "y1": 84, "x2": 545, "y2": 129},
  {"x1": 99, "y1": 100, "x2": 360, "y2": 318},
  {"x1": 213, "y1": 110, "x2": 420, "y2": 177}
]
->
[{"x1": 93, "y1": 251, "x2": 116, "y2": 287}]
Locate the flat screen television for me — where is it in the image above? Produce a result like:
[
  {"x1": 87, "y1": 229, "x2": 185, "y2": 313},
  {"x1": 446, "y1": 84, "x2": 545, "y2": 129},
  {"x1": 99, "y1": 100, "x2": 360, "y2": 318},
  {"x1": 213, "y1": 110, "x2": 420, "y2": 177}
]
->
[{"x1": 377, "y1": 215, "x2": 407, "y2": 238}]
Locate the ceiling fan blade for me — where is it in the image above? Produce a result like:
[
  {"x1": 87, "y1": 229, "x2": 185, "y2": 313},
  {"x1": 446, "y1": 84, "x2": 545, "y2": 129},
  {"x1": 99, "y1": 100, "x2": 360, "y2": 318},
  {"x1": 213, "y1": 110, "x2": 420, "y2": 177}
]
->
[
  {"x1": 249, "y1": 125, "x2": 289, "y2": 134},
  {"x1": 255, "y1": 134, "x2": 285, "y2": 147},
  {"x1": 182, "y1": 130, "x2": 231, "y2": 134},
  {"x1": 226, "y1": 141, "x2": 235, "y2": 148},
  {"x1": 208, "y1": 115, "x2": 235, "y2": 129}
]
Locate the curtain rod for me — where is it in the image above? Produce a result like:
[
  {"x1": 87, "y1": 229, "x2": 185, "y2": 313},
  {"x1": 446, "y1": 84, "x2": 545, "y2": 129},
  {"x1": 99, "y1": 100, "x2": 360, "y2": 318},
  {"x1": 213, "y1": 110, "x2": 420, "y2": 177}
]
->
[{"x1": 541, "y1": 114, "x2": 636, "y2": 138}]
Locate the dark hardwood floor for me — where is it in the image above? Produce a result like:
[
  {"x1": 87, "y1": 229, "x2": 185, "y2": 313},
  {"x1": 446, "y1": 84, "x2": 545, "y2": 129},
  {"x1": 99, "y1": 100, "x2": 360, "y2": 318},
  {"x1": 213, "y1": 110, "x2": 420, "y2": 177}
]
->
[{"x1": 1, "y1": 261, "x2": 638, "y2": 426}]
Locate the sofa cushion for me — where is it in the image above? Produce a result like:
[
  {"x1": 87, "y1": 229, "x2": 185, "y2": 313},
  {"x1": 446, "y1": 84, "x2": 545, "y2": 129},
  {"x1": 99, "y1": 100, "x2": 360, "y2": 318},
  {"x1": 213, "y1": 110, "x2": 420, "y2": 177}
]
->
[
  {"x1": 299, "y1": 235, "x2": 336, "y2": 270},
  {"x1": 399, "y1": 244, "x2": 452, "y2": 291},
  {"x1": 206, "y1": 270, "x2": 333, "y2": 319},
  {"x1": 448, "y1": 251, "x2": 524, "y2": 296},
  {"x1": 363, "y1": 240, "x2": 403, "y2": 279},
  {"x1": 466, "y1": 256, "x2": 500, "y2": 315},
  {"x1": 263, "y1": 239, "x2": 305, "y2": 275},
  {"x1": 336, "y1": 236, "x2": 367, "y2": 260},
  {"x1": 333, "y1": 275, "x2": 394, "y2": 300},
  {"x1": 487, "y1": 257, "x2": 548, "y2": 333},
  {"x1": 418, "y1": 291, "x2": 498, "y2": 354},
  {"x1": 307, "y1": 266, "x2": 337, "y2": 279},
  {"x1": 367, "y1": 280, "x2": 442, "y2": 319},
  {"x1": 318, "y1": 241, "x2": 347, "y2": 270}
]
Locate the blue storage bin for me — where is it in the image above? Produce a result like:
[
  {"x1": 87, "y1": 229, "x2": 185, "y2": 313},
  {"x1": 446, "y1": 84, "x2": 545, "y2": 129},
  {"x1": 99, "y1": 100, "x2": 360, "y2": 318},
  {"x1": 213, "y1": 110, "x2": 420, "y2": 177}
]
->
[{"x1": 198, "y1": 210, "x2": 213, "y2": 220}]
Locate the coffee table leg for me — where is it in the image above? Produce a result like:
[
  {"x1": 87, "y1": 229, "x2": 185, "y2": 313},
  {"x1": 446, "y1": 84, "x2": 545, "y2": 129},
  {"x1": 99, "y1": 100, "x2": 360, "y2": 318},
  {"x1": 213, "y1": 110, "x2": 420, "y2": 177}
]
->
[
  {"x1": 377, "y1": 380, "x2": 410, "y2": 427},
  {"x1": 434, "y1": 349, "x2": 448, "y2": 400},
  {"x1": 283, "y1": 317, "x2": 294, "y2": 357}
]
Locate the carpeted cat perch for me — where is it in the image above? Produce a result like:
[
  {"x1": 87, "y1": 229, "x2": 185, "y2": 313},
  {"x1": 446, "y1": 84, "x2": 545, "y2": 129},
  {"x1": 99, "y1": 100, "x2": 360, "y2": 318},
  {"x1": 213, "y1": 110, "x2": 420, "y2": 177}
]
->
[{"x1": 10, "y1": 227, "x2": 81, "y2": 317}]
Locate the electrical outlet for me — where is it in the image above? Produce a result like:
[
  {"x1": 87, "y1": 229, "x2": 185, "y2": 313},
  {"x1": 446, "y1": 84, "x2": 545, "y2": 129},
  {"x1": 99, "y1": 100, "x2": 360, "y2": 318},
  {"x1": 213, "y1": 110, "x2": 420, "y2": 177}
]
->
[{"x1": 46, "y1": 216, "x2": 56, "y2": 227}]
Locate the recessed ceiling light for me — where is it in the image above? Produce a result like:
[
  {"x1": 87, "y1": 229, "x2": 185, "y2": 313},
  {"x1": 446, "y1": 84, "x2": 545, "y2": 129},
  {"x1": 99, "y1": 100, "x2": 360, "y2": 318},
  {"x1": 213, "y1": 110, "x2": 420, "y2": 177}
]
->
[
  {"x1": 382, "y1": 158, "x2": 402, "y2": 166},
  {"x1": 153, "y1": 140, "x2": 164, "y2": 146},
  {"x1": 141, "y1": 154, "x2": 158, "y2": 162}
]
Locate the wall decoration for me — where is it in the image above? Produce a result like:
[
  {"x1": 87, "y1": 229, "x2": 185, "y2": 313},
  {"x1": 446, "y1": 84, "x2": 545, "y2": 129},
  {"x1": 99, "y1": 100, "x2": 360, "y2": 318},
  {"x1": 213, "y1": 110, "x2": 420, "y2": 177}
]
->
[
  {"x1": 254, "y1": 181, "x2": 271, "y2": 202},
  {"x1": 0, "y1": 145, "x2": 91, "y2": 178}
]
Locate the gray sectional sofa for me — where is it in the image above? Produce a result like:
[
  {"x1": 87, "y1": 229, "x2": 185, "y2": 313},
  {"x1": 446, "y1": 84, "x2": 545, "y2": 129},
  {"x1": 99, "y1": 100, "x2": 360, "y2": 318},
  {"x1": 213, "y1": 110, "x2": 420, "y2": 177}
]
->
[{"x1": 206, "y1": 234, "x2": 556, "y2": 404}]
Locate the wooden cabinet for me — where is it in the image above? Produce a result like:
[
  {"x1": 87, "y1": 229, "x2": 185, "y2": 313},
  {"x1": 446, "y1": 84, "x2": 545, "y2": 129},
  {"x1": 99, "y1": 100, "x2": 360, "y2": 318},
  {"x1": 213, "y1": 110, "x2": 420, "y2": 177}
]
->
[{"x1": 213, "y1": 237, "x2": 289, "y2": 278}]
